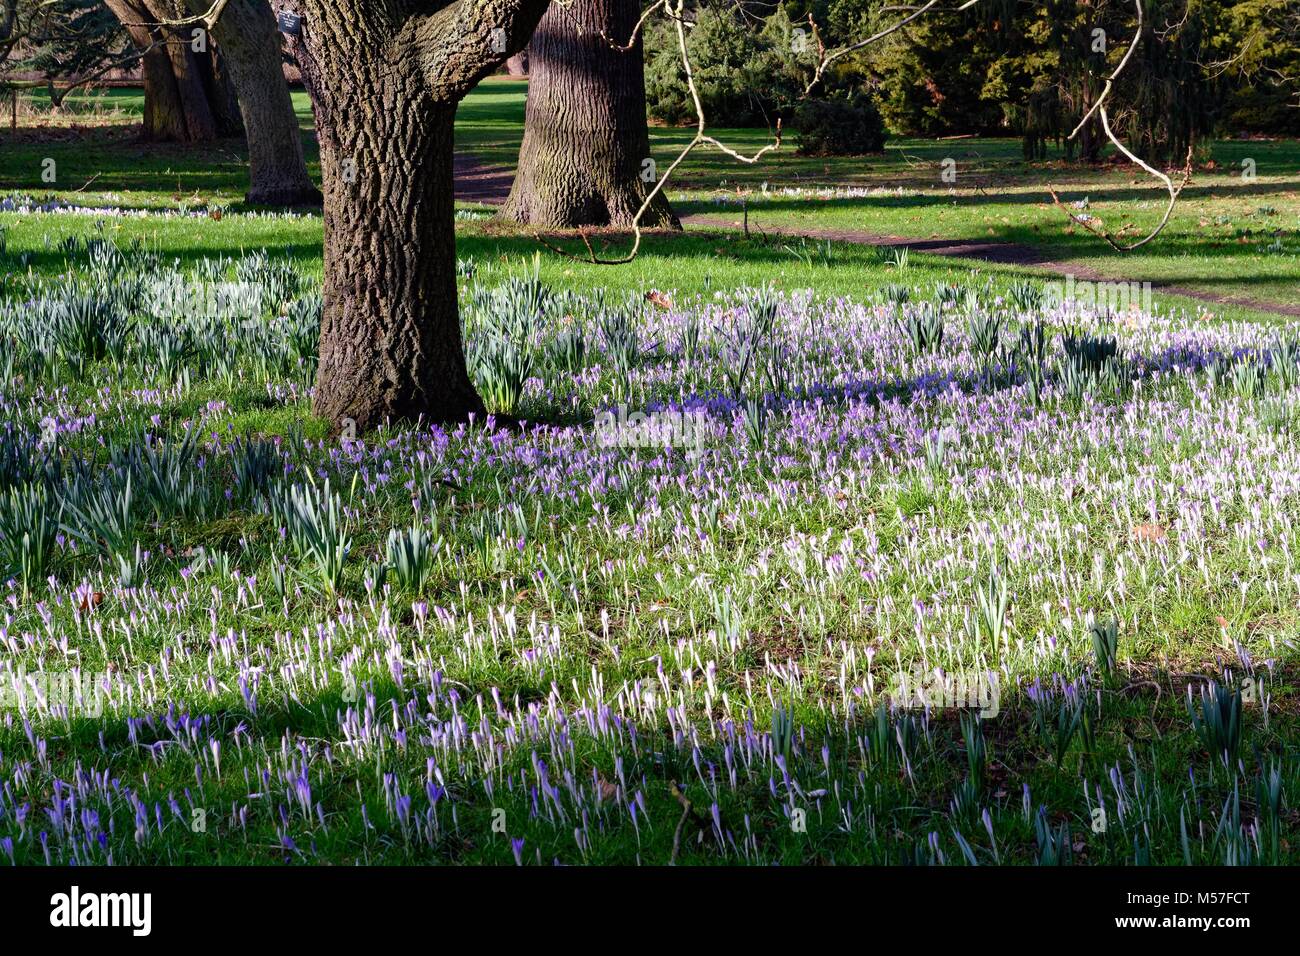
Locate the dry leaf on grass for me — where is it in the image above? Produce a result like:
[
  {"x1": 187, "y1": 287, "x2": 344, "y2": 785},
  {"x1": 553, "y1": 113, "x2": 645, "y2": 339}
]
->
[{"x1": 1132, "y1": 523, "x2": 1167, "y2": 542}]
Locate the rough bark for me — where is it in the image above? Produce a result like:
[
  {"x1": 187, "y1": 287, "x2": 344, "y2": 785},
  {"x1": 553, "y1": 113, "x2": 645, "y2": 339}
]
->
[
  {"x1": 102, "y1": 0, "x2": 182, "y2": 140},
  {"x1": 151, "y1": 0, "x2": 221, "y2": 140},
  {"x1": 189, "y1": 0, "x2": 321, "y2": 205},
  {"x1": 102, "y1": 0, "x2": 228, "y2": 142},
  {"x1": 198, "y1": 45, "x2": 245, "y2": 137},
  {"x1": 282, "y1": 0, "x2": 549, "y2": 432},
  {"x1": 505, "y1": 50, "x2": 527, "y2": 75},
  {"x1": 139, "y1": 44, "x2": 193, "y2": 141},
  {"x1": 500, "y1": 0, "x2": 677, "y2": 229}
]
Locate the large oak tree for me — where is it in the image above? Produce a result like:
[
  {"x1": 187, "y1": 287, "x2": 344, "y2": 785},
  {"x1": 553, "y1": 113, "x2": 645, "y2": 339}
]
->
[
  {"x1": 500, "y1": 0, "x2": 676, "y2": 228},
  {"x1": 280, "y1": 0, "x2": 548, "y2": 431}
]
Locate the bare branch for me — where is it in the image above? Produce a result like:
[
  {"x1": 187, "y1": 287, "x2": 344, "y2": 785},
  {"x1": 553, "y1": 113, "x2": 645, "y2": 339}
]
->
[
  {"x1": 1049, "y1": 0, "x2": 1192, "y2": 251},
  {"x1": 557, "y1": 0, "x2": 781, "y2": 265},
  {"x1": 119, "y1": 0, "x2": 234, "y2": 31},
  {"x1": 803, "y1": 0, "x2": 952, "y2": 97},
  {"x1": 1048, "y1": 143, "x2": 1192, "y2": 252}
]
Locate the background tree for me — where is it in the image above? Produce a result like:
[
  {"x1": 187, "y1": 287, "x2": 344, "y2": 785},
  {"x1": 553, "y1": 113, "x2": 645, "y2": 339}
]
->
[
  {"x1": 645, "y1": 2, "x2": 810, "y2": 128},
  {"x1": 862, "y1": 0, "x2": 1213, "y2": 162},
  {"x1": 1112, "y1": 0, "x2": 1213, "y2": 164},
  {"x1": 501, "y1": 0, "x2": 679, "y2": 228},
  {"x1": 1207, "y1": 0, "x2": 1300, "y2": 133},
  {"x1": 18, "y1": 1, "x2": 132, "y2": 107},
  {"x1": 1, "y1": 0, "x2": 27, "y2": 121},
  {"x1": 181, "y1": 0, "x2": 321, "y2": 204},
  {"x1": 103, "y1": 0, "x2": 240, "y2": 141},
  {"x1": 2, "y1": 0, "x2": 135, "y2": 116},
  {"x1": 639, "y1": 0, "x2": 1222, "y2": 161}
]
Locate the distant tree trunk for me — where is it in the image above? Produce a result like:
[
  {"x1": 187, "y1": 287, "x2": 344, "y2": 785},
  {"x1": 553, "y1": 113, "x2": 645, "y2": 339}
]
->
[
  {"x1": 285, "y1": 0, "x2": 549, "y2": 432},
  {"x1": 103, "y1": 0, "x2": 184, "y2": 140},
  {"x1": 151, "y1": 0, "x2": 221, "y2": 140},
  {"x1": 1078, "y1": 74, "x2": 1102, "y2": 163},
  {"x1": 198, "y1": 45, "x2": 244, "y2": 137},
  {"x1": 500, "y1": 0, "x2": 678, "y2": 229},
  {"x1": 103, "y1": 0, "x2": 222, "y2": 142},
  {"x1": 138, "y1": 45, "x2": 191, "y2": 141},
  {"x1": 505, "y1": 51, "x2": 528, "y2": 75},
  {"x1": 189, "y1": 0, "x2": 321, "y2": 205}
]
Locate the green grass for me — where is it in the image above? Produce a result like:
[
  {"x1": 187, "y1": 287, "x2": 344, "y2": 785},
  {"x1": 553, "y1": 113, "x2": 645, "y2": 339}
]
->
[
  {"x1": 456, "y1": 77, "x2": 1300, "y2": 311},
  {"x1": 6, "y1": 76, "x2": 1295, "y2": 324},
  {"x1": 1, "y1": 228, "x2": 1298, "y2": 865}
]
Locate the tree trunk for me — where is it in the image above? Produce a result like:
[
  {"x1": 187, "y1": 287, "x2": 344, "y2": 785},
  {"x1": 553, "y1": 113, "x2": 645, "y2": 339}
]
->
[
  {"x1": 190, "y1": 0, "x2": 321, "y2": 205},
  {"x1": 284, "y1": 1, "x2": 549, "y2": 432},
  {"x1": 152, "y1": 1, "x2": 220, "y2": 141},
  {"x1": 500, "y1": 0, "x2": 677, "y2": 229},
  {"x1": 1077, "y1": 72, "x2": 1102, "y2": 163},
  {"x1": 313, "y1": 96, "x2": 483, "y2": 431},
  {"x1": 103, "y1": 0, "x2": 184, "y2": 141},
  {"x1": 138, "y1": 44, "x2": 191, "y2": 141},
  {"x1": 505, "y1": 51, "x2": 528, "y2": 75},
  {"x1": 102, "y1": 0, "x2": 222, "y2": 142},
  {"x1": 197, "y1": 45, "x2": 245, "y2": 138}
]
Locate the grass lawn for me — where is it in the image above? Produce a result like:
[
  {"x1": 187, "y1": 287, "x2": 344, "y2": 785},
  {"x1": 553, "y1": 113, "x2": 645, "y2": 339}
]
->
[
  {"x1": 4, "y1": 77, "x2": 1297, "y2": 323},
  {"x1": 0, "y1": 78, "x2": 1297, "y2": 868},
  {"x1": 458, "y1": 77, "x2": 1300, "y2": 313},
  {"x1": 2, "y1": 219, "x2": 1299, "y2": 865}
]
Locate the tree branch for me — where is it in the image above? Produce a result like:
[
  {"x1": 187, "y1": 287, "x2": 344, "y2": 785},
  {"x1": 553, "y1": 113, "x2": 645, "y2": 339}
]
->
[
  {"x1": 119, "y1": 0, "x2": 235, "y2": 31},
  {"x1": 409, "y1": 0, "x2": 549, "y2": 101},
  {"x1": 1048, "y1": 0, "x2": 1191, "y2": 251}
]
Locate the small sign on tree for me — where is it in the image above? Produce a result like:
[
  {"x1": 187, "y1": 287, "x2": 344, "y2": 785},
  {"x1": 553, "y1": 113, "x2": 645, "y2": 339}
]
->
[{"x1": 277, "y1": 11, "x2": 303, "y2": 36}]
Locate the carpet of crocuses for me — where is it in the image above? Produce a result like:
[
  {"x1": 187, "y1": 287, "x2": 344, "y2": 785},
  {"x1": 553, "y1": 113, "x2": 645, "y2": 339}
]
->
[{"x1": 0, "y1": 229, "x2": 1295, "y2": 865}]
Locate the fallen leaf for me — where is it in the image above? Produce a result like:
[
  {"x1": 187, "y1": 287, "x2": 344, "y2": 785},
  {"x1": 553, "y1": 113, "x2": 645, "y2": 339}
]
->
[
  {"x1": 1132, "y1": 523, "x2": 1167, "y2": 542},
  {"x1": 645, "y1": 290, "x2": 674, "y2": 310}
]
